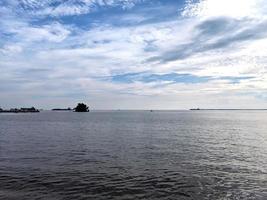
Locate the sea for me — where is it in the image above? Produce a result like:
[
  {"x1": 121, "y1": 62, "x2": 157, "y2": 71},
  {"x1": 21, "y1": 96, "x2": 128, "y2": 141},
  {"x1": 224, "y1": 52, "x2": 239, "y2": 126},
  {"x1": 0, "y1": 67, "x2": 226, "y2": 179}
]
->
[{"x1": 0, "y1": 110, "x2": 266, "y2": 200}]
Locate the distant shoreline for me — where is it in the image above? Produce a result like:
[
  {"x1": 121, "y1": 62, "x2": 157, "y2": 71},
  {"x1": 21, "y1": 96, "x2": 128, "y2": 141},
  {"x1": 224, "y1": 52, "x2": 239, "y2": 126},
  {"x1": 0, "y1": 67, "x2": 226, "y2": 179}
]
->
[
  {"x1": 190, "y1": 109, "x2": 267, "y2": 111},
  {"x1": 1, "y1": 109, "x2": 267, "y2": 113},
  {"x1": 52, "y1": 108, "x2": 72, "y2": 111},
  {"x1": 0, "y1": 107, "x2": 39, "y2": 113},
  {"x1": 0, "y1": 110, "x2": 40, "y2": 113}
]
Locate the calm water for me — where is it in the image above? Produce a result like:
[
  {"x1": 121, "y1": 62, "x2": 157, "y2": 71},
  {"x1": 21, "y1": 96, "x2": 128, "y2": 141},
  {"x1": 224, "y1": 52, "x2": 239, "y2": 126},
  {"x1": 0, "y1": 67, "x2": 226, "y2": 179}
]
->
[{"x1": 0, "y1": 111, "x2": 266, "y2": 200}]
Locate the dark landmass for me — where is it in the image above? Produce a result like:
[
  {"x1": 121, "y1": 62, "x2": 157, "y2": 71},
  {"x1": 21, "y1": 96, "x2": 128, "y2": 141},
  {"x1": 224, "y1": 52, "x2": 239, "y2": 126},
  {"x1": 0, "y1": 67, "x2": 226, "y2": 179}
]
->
[
  {"x1": 52, "y1": 108, "x2": 72, "y2": 111},
  {"x1": 1, "y1": 103, "x2": 90, "y2": 113},
  {"x1": 190, "y1": 108, "x2": 200, "y2": 110},
  {"x1": 74, "y1": 103, "x2": 89, "y2": 112},
  {"x1": 0, "y1": 107, "x2": 39, "y2": 113}
]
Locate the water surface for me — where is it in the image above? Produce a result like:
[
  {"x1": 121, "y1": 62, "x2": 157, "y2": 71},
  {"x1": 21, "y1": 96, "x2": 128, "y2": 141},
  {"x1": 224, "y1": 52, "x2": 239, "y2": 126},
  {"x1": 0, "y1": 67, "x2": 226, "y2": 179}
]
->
[{"x1": 0, "y1": 111, "x2": 266, "y2": 199}]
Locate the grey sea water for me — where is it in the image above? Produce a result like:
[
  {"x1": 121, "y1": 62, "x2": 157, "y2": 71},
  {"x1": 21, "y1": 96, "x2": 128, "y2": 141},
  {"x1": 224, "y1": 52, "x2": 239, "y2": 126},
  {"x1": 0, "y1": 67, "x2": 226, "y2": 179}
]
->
[{"x1": 0, "y1": 110, "x2": 266, "y2": 200}]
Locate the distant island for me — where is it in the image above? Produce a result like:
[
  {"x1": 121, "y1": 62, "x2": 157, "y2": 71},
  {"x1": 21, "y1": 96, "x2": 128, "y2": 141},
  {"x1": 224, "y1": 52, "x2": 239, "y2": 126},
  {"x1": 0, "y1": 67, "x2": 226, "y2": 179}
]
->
[
  {"x1": 0, "y1": 107, "x2": 39, "y2": 113},
  {"x1": 52, "y1": 108, "x2": 72, "y2": 111},
  {"x1": 52, "y1": 103, "x2": 90, "y2": 112},
  {"x1": 74, "y1": 103, "x2": 89, "y2": 112},
  {"x1": 190, "y1": 108, "x2": 200, "y2": 110},
  {"x1": 0, "y1": 103, "x2": 90, "y2": 113}
]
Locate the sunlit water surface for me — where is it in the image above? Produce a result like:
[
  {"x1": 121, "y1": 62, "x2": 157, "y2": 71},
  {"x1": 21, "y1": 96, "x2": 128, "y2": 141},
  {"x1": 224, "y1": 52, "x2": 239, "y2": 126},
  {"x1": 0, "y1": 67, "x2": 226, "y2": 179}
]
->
[{"x1": 0, "y1": 111, "x2": 266, "y2": 199}]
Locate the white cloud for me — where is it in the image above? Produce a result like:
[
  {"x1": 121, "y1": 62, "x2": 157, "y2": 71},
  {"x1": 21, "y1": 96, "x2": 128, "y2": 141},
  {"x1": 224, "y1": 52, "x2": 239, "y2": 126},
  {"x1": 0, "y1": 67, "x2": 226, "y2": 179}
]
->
[
  {"x1": 182, "y1": 0, "x2": 267, "y2": 19},
  {"x1": 10, "y1": 22, "x2": 71, "y2": 42},
  {"x1": 1, "y1": 0, "x2": 267, "y2": 108},
  {"x1": 17, "y1": 0, "x2": 145, "y2": 16},
  {"x1": 0, "y1": 44, "x2": 23, "y2": 55}
]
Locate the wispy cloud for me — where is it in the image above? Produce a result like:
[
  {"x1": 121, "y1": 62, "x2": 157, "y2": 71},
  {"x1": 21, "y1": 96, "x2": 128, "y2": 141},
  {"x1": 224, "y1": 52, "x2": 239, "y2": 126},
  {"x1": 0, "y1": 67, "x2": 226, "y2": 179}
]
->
[
  {"x1": 13, "y1": 0, "x2": 145, "y2": 16},
  {"x1": 182, "y1": 0, "x2": 267, "y2": 19},
  {"x1": 149, "y1": 17, "x2": 267, "y2": 63}
]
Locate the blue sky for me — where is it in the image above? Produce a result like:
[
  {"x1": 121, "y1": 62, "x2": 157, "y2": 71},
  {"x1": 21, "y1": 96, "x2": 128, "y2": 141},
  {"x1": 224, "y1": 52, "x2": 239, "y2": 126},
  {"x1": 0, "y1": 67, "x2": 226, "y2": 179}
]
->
[{"x1": 0, "y1": 0, "x2": 267, "y2": 109}]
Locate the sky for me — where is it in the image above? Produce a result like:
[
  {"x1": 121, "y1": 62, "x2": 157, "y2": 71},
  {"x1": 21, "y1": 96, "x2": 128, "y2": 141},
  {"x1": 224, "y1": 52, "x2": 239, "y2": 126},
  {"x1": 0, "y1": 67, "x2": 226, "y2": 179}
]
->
[{"x1": 0, "y1": 0, "x2": 267, "y2": 109}]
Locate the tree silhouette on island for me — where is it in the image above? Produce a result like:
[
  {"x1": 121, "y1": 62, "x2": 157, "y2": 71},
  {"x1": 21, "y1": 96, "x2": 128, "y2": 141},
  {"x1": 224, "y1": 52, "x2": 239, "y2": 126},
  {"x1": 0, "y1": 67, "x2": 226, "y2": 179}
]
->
[{"x1": 74, "y1": 103, "x2": 89, "y2": 112}]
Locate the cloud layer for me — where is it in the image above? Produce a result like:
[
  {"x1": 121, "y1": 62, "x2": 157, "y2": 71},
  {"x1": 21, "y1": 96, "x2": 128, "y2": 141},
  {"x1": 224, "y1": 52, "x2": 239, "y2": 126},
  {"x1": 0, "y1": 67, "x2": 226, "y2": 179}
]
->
[{"x1": 0, "y1": 0, "x2": 267, "y2": 109}]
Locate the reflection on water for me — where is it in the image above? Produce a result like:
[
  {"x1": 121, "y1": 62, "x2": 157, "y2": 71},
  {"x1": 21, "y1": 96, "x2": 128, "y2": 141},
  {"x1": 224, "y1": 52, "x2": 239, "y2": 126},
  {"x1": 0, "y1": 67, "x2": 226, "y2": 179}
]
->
[{"x1": 0, "y1": 111, "x2": 267, "y2": 199}]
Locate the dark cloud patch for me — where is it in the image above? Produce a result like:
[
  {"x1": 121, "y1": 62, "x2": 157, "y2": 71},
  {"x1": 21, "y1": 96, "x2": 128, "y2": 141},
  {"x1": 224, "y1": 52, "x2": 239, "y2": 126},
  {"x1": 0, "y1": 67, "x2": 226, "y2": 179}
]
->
[
  {"x1": 148, "y1": 18, "x2": 267, "y2": 63},
  {"x1": 196, "y1": 17, "x2": 239, "y2": 36},
  {"x1": 107, "y1": 71, "x2": 255, "y2": 85},
  {"x1": 110, "y1": 72, "x2": 211, "y2": 84},
  {"x1": 15, "y1": 68, "x2": 53, "y2": 81}
]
